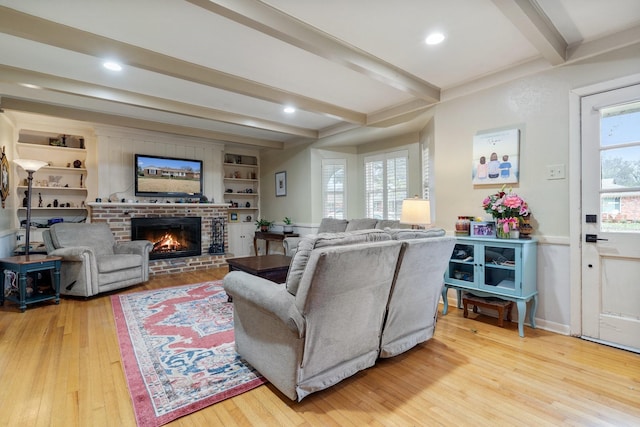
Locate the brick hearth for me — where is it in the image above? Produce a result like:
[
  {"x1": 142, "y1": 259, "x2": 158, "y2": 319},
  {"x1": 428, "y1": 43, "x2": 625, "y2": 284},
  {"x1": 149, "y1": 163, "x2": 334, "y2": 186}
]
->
[{"x1": 88, "y1": 203, "x2": 229, "y2": 276}]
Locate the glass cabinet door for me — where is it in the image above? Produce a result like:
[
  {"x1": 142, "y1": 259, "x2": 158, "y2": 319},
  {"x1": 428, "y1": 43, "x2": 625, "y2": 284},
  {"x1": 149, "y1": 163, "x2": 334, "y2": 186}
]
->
[
  {"x1": 481, "y1": 244, "x2": 520, "y2": 295},
  {"x1": 447, "y1": 243, "x2": 476, "y2": 286}
]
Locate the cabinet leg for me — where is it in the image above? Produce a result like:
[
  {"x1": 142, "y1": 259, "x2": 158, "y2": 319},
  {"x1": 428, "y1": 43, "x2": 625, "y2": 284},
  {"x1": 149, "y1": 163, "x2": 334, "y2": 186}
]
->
[
  {"x1": 441, "y1": 287, "x2": 449, "y2": 314},
  {"x1": 529, "y1": 295, "x2": 538, "y2": 329},
  {"x1": 18, "y1": 273, "x2": 27, "y2": 313},
  {"x1": 516, "y1": 299, "x2": 527, "y2": 337}
]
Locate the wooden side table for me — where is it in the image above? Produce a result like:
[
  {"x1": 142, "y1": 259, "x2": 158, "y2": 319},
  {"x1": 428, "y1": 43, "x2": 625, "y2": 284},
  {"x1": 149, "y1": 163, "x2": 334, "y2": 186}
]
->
[
  {"x1": 253, "y1": 231, "x2": 299, "y2": 255},
  {"x1": 0, "y1": 255, "x2": 62, "y2": 312}
]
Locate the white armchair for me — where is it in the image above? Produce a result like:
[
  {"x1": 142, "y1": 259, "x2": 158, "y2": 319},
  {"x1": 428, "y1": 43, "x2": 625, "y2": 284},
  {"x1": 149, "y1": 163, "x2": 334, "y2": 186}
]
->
[{"x1": 43, "y1": 223, "x2": 152, "y2": 297}]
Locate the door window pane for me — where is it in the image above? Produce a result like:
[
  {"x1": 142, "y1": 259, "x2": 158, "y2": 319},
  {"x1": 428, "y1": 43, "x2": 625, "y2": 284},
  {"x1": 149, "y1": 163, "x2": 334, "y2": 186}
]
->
[{"x1": 600, "y1": 101, "x2": 640, "y2": 232}]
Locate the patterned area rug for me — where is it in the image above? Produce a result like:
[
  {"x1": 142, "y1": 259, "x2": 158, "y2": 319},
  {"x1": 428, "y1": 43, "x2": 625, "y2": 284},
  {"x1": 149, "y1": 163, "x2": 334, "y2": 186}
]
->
[{"x1": 111, "y1": 281, "x2": 266, "y2": 427}]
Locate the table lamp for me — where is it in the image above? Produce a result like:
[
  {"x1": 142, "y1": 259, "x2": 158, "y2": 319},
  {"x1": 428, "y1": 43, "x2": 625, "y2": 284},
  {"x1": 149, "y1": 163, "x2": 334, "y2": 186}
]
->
[
  {"x1": 400, "y1": 196, "x2": 431, "y2": 229},
  {"x1": 14, "y1": 159, "x2": 48, "y2": 255}
]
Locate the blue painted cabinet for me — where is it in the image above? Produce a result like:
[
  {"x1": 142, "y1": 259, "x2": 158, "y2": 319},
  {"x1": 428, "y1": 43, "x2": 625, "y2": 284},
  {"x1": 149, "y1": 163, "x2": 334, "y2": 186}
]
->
[{"x1": 442, "y1": 236, "x2": 538, "y2": 337}]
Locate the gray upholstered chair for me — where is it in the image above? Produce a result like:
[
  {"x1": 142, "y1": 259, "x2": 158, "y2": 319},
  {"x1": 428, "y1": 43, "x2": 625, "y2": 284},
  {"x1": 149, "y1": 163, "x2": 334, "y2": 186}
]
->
[
  {"x1": 379, "y1": 229, "x2": 456, "y2": 357},
  {"x1": 282, "y1": 217, "x2": 402, "y2": 256},
  {"x1": 43, "y1": 223, "x2": 152, "y2": 297},
  {"x1": 224, "y1": 230, "x2": 402, "y2": 401}
]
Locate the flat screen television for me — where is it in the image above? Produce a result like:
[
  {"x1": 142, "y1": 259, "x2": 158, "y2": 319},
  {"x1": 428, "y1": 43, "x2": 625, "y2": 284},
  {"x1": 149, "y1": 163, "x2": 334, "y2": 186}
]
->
[{"x1": 135, "y1": 154, "x2": 203, "y2": 197}]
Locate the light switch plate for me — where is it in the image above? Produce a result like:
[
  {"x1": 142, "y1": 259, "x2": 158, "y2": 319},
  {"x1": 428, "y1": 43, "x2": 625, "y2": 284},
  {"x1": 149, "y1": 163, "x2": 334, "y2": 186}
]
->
[{"x1": 546, "y1": 164, "x2": 566, "y2": 180}]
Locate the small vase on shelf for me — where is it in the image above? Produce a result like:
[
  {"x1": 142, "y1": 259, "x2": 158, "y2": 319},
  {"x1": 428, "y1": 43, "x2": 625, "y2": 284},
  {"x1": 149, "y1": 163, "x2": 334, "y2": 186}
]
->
[
  {"x1": 496, "y1": 226, "x2": 511, "y2": 239},
  {"x1": 495, "y1": 217, "x2": 519, "y2": 239}
]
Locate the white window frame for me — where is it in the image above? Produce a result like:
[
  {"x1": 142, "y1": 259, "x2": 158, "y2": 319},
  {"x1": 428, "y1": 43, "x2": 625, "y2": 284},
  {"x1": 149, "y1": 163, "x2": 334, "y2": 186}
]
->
[
  {"x1": 321, "y1": 158, "x2": 346, "y2": 219},
  {"x1": 364, "y1": 150, "x2": 408, "y2": 220}
]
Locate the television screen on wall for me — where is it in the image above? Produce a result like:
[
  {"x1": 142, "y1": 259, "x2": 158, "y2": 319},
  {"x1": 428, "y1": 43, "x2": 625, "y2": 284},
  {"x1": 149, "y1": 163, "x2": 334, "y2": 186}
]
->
[{"x1": 135, "y1": 154, "x2": 203, "y2": 197}]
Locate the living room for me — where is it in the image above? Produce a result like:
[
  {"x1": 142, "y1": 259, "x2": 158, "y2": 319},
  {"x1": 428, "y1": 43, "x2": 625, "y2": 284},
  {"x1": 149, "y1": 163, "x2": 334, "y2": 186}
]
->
[{"x1": 0, "y1": 2, "x2": 639, "y2": 425}]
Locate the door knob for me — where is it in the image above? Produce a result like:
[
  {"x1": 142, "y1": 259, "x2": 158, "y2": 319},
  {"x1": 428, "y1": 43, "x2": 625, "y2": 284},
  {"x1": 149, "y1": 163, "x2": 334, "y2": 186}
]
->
[{"x1": 585, "y1": 234, "x2": 608, "y2": 243}]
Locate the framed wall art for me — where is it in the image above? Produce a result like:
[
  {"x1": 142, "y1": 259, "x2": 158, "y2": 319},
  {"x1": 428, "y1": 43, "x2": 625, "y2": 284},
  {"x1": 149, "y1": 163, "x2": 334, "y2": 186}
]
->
[
  {"x1": 0, "y1": 146, "x2": 9, "y2": 208},
  {"x1": 472, "y1": 128, "x2": 520, "y2": 185},
  {"x1": 275, "y1": 171, "x2": 287, "y2": 197}
]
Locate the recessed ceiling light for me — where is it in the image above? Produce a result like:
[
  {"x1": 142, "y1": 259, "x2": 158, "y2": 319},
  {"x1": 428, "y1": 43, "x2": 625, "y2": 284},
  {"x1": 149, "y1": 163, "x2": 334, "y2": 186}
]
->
[
  {"x1": 103, "y1": 61, "x2": 123, "y2": 71},
  {"x1": 283, "y1": 106, "x2": 296, "y2": 114},
  {"x1": 425, "y1": 33, "x2": 445, "y2": 45}
]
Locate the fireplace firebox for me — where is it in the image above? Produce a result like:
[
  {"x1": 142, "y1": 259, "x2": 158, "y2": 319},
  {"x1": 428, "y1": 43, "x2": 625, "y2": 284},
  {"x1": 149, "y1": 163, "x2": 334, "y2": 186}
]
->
[{"x1": 131, "y1": 217, "x2": 201, "y2": 260}]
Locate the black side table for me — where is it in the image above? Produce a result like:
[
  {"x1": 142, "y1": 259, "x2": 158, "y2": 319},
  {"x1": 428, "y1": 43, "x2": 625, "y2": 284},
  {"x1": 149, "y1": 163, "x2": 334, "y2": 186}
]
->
[{"x1": 0, "y1": 255, "x2": 62, "y2": 312}]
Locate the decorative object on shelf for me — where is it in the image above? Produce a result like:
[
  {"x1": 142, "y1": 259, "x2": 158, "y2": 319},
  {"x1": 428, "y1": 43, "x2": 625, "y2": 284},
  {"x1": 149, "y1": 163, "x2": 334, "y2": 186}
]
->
[
  {"x1": 470, "y1": 221, "x2": 496, "y2": 237},
  {"x1": 229, "y1": 212, "x2": 238, "y2": 222},
  {"x1": 255, "y1": 218, "x2": 273, "y2": 232},
  {"x1": 400, "y1": 196, "x2": 431, "y2": 229},
  {"x1": 283, "y1": 217, "x2": 294, "y2": 233},
  {"x1": 519, "y1": 214, "x2": 533, "y2": 238},
  {"x1": 49, "y1": 175, "x2": 62, "y2": 187},
  {"x1": 38, "y1": 193, "x2": 42, "y2": 207},
  {"x1": 482, "y1": 186, "x2": 530, "y2": 239},
  {"x1": 73, "y1": 159, "x2": 82, "y2": 168},
  {"x1": 275, "y1": 171, "x2": 287, "y2": 197},
  {"x1": 0, "y1": 146, "x2": 9, "y2": 209},
  {"x1": 245, "y1": 201, "x2": 251, "y2": 208},
  {"x1": 455, "y1": 216, "x2": 474, "y2": 235},
  {"x1": 14, "y1": 158, "x2": 48, "y2": 255}
]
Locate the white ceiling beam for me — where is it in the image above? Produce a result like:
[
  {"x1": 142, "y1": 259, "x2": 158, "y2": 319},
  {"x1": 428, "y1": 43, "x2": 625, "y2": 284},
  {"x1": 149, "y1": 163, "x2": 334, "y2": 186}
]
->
[
  {"x1": 0, "y1": 96, "x2": 284, "y2": 149},
  {"x1": 0, "y1": 65, "x2": 318, "y2": 139},
  {"x1": 492, "y1": 0, "x2": 567, "y2": 65},
  {"x1": 567, "y1": 25, "x2": 640, "y2": 62},
  {"x1": 0, "y1": 6, "x2": 365, "y2": 125},
  {"x1": 186, "y1": 0, "x2": 441, "y2": 103}
]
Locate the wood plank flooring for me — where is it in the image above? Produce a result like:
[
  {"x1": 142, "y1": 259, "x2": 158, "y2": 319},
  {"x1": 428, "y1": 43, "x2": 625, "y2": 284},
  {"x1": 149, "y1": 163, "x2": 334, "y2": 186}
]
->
[{"x1": 1, "y1": 268, "x2": 638, "y2": 426}]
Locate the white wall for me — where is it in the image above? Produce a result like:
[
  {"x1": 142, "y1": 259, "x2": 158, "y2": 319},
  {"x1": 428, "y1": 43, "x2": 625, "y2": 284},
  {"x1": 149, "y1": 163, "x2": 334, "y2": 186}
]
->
[
  {"x1": 93, "y1": 125, "x2": 227, "y2": 204},
  {"x1": 0, "y1": 114, "x2": 16, "y2": 257}
]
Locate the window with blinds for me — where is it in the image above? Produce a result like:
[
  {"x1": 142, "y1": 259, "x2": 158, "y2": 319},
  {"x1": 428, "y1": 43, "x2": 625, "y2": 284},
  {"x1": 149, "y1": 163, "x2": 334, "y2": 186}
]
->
[
  {"x1": 422, "y1": 142, "x2": 430, "y2": 200},
  {"x1": 364, "y1": 150, "x2": 408, "y2": 220},
  {"x1": 321, "y1": 159, "x2": 346, "y2": 219}
]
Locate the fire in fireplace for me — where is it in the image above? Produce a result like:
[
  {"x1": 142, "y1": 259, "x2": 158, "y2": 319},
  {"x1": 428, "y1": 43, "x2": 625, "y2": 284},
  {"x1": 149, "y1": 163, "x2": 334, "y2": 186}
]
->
[{"x1": 131, "y1": 217, "x2": 202, "y2": 260}]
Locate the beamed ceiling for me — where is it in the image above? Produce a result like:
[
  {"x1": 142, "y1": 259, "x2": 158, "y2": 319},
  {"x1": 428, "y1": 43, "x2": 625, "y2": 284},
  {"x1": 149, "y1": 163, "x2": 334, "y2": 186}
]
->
[{"x1": 1, "y1": 0, "x2": 639, "y2": 150}]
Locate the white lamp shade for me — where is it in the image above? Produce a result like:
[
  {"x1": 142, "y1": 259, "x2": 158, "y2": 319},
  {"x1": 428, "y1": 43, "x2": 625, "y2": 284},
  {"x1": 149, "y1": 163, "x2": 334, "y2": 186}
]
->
[
  {"x1": 14, "y1": 159, "x2": 48, "y2": 173},
  {"x1": 400, "y1": 198, "x2": 431, "y2": 225}
]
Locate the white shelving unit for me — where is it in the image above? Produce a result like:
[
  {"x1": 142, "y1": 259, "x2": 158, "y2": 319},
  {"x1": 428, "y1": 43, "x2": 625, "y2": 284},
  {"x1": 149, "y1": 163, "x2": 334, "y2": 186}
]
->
[
  {"x1": 15, "y1": 130, "x2": 89, "y2": 231},
  {"x1": 223, "y1": 153, "x2": 259, "y2": 256}
]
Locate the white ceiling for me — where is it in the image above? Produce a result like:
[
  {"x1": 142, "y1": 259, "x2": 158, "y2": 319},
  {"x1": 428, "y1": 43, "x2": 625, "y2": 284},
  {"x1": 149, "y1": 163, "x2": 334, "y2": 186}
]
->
[{"x1": 1, "y1": 0, "x2": 639, "y2": 150}]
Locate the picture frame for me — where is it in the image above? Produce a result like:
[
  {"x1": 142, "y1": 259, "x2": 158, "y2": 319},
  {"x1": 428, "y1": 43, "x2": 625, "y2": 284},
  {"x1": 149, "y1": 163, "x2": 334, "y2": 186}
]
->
[
  {"x1": 472, "y1": 128, "x2": 520, "y2": 185},
  {"x1": 229, "y1": 212, "x2": 239, "y2": 222},
  {"x1": 0, "y1": 147, "x2": 9, "y2": 209},
  {"x1": 470, "y1": 221, "x2": 496, "y2": 238},
  {"x1": 275, "y1": 171, "x2": 287, "y2": 197}
]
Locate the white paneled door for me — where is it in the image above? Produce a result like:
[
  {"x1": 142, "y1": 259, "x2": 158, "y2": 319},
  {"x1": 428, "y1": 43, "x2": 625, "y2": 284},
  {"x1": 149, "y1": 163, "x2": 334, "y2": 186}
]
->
[{"x1": 581, "y1": 83, "x2": 640, "y2": 352}]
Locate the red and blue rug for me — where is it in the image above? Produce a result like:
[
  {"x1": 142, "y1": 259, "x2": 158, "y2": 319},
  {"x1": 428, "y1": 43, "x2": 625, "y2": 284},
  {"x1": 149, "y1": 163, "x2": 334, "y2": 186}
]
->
[{"x1": 111, "y1": 281, "x2": 266, "y2": 427}]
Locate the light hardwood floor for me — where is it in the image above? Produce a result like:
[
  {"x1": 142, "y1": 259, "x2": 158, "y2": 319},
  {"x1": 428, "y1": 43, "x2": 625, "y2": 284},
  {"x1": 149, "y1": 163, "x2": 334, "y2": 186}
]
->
[{"x1": 1, "y1": 268, "x2": 638, "y2": 426}]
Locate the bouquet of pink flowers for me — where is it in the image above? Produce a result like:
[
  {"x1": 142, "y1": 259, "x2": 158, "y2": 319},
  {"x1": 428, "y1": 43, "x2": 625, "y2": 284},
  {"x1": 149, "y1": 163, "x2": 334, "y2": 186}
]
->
[{"x1": 482, "y1": 187, "x2": 530, "y2": 231}]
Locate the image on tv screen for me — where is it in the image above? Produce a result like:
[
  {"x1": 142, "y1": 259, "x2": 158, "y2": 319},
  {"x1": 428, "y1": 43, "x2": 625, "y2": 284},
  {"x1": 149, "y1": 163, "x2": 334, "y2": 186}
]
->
[{"x1": 136, "y1": 155, "x2": 202, "y2": 195}]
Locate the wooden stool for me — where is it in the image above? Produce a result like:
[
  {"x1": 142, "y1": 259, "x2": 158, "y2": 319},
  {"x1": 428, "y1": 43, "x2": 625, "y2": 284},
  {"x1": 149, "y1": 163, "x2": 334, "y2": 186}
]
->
[{"x1": 462, "y1": 292, "x2": 513, "y2": 327}]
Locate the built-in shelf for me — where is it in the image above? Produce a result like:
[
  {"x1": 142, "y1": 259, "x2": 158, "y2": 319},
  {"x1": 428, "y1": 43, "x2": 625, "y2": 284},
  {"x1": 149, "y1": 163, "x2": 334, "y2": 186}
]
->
[{"x1": 16, "y1": 129, "x2": 89, "y2": 226}]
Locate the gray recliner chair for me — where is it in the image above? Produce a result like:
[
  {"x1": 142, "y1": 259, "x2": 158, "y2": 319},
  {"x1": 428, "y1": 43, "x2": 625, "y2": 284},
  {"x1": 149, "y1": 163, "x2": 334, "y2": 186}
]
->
[
  {"x1": 43, "y1": 223, "x2": 152, "y2": 297},
  {"x1": 224, "y1": 230, "x2": 402, "y2": 401}
]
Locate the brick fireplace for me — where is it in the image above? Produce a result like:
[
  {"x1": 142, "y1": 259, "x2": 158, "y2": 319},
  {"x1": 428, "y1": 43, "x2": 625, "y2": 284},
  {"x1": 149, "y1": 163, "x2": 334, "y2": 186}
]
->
[{"x1": 88, "y1": 202, "x2": 229, "y2": 276}]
